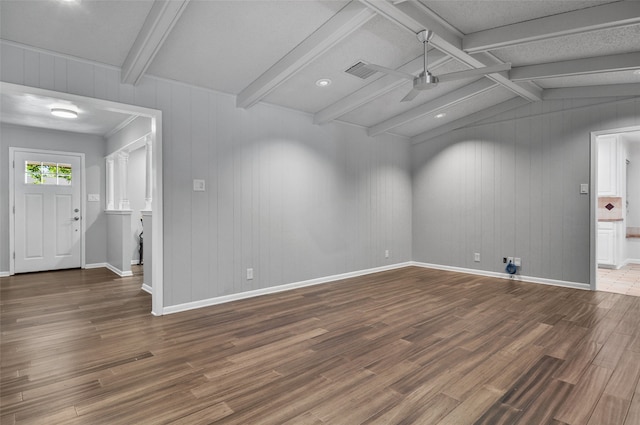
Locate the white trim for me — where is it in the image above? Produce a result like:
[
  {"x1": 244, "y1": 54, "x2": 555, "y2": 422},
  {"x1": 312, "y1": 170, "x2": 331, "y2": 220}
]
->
[
  {"x1": 132, "y1": 260, "x2": 141, "y2": 265},
  {"x1": 0, "y1": 272, "x2": 10, "y2": 278},
  {"x1": 410, "y1": 262, "x2": 590, "y2": 291},
  {"x1": 105, "y1": 209, "x2": 133, "y2": 215},
  {"x1": 9, "y1": 147, "x2": 85, "y2": 275},
  {"x1": 84, "y1": 262, "x2": 108, "y2": 269},
  {"x1": 162, "y1": 262, "x2": 412, "y2": 315},
  {"x1": 141, "y1": 283, "x2": 152, "y2": 294},
  {"x1": 622, "y1": 258, "x2": 640, "y2": 267},
  {"x1": 1, "y1": 82, "x2": 163, "y2": 315},
  {"x1": 105, "y1": 263, "x2": 134, "y2": 277},
  {"x1": 590, "y1": 124, "x2": 640, "y2": 291}
]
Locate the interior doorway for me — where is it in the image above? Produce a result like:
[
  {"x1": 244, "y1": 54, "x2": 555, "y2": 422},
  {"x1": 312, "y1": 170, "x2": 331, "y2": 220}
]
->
[
  {"x1": 2, "y1": 81, "x2": 164, "y2": 315},
  {"x1": 591, "y1": 125, "x2": 640, "y2": 295}
]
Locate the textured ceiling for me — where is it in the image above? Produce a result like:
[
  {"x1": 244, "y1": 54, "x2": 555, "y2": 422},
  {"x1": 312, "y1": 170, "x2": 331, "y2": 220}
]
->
[
  {"x1": 493, "y1": 24, "x2": 640, "y2": 66},
  {"x1": 146, "y1": 0, "x2": 348, "y2": 94},
  {"x1": 421, "y1": 0, "x2": 621, "y2": 34},
  {"x1": 1, "y1": 0, "x2": 638, "y2": 141},
  {"x1": 0, "y1": 0, "x2": 152, "y2": 66},
  {"x1": 1, "y1": 91, "x2": 135, "y2": 136}
]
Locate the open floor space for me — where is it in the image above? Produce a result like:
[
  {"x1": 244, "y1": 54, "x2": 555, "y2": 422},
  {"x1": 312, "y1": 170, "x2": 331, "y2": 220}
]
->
[{"x1": 2, "y1": 267, "x2": 640, "y2": 424}]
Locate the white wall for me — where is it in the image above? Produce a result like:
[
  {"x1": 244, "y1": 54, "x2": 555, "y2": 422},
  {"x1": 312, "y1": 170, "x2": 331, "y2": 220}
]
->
[
  {"x1": 128, "y1": 146, "x2": 145, "y2": 263},
  {"x1": 107, "y1": 116, "x2": 151, "y2": 154},
  {"x1": 0, "y1": 42, "x2": 413, "y2": 307},
  {"x1": 0, "y1": 123, "x2": 107, "y2": 271},
  {"x1": 412, "y1": 98, "x2": 640, "y2": 286}
]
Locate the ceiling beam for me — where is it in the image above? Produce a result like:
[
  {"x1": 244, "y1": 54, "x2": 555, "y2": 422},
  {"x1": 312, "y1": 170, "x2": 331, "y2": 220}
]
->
[
  {"x1": 368, "y1": 78, "x2": 497, "y2": 137},
  {"x1": 358, "y1": 0, "x2": 542, "y2": 102},
  {"x1": 236, "y1": 1, "x2": 375, "y2": 109},
  {"x1": 411, "y1": 97, "x2": 531, "y2": 144},
  {"x1": 464, "y1": 2, "x2": 640, "y2": 54},
  {"x1": 543, "y1": 83, "x2": 640, "y2": 100},
  {"x1": 121, "y1": 0, "x2": 190, "y2": 85},
  {"x1": 313, "y1": 51, "x2": 450, "y2": 125},
  {"x1": 510, "y1": 52, "x2": 640, "y2": 81}
]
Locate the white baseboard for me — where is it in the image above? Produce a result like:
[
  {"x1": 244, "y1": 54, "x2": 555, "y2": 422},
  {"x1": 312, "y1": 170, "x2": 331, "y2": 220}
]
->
[
  {"x1": 0, "y1": 271, "x2": 10, "y2": 278},
  {"x1": 410, "y1": 261, "x2": 590, "y2": 291},
  {"x1": 141, "y1": 283, "x2": 152, "y2": 294},
  {"x1": 622, "y1": 258, "x2": 640, "y2": 267},
  {"x1": 163, "y1": 261, "x2": 413, "y2": 315},
  {"x1": 131, "y1": 259, "x2": 142, "y2": 265},
  {"x1": 105, "y1": 263, "x2": 133, "y2": 277},
  {"x1": 84, "y1": 262, "x2": 108, "y2": 269}
]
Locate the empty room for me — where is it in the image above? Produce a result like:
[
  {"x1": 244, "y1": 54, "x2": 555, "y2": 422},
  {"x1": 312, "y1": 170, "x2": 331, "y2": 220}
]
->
[{"x1": 1, "y1": 0, "x2": 640, "y2": 424}]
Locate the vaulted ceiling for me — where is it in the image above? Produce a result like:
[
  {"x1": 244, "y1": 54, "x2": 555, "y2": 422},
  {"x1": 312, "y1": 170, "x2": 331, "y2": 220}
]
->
[{"x1": 1, "y1": 0, "x2": 639, "y2": 142}]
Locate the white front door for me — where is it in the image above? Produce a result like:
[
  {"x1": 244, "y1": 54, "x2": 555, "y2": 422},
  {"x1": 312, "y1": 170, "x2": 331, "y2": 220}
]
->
[{"x1": 13, "y1": 150, "x2": 82, "y2": 273}]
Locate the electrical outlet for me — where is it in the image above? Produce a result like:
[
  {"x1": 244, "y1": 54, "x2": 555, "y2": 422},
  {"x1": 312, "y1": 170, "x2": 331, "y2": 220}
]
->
[
  {"x1": 246, "y1": 268, "x2": 253, "y2": 280},
  {"x1": 507, "y1": 257, "x2": 514, "y2": 264},
  {"x1": 385, "y1": 250, "x2": 390, "y2": 259},
  {"x1": 474, "y1": 253, "x2": 480, "y2": 262},
  {"x1": 514, "y1": 257, "x2": 521, "y2": 267}
]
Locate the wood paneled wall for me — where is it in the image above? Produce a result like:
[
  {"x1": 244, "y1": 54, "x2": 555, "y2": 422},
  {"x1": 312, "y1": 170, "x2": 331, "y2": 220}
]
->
[
  {"x1": 412, "y1": 97, "x2": 640, "y2": 285},
  {"x1": 0, "y1": 42, "x2": 413, "y2": 307}
]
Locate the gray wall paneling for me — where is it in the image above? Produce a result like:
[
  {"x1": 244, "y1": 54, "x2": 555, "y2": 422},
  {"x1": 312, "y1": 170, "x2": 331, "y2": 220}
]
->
[
  {"x1": 412, "y1": 97, "x2": 640, "y2": 286},
  {"x1": 0, "y1": 42, "x2": 415, "y2": 304}
]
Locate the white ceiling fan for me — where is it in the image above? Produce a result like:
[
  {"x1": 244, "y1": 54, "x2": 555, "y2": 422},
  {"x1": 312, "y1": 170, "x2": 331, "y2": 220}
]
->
[{"x1": 362, "y1": 30, "x2": 512, "y2": 102}]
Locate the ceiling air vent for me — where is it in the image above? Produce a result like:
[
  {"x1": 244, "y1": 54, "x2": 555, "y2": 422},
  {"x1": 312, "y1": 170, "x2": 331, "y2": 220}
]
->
[{"x1": 345, "y1": 61, "x2": 377, "y2": 79}]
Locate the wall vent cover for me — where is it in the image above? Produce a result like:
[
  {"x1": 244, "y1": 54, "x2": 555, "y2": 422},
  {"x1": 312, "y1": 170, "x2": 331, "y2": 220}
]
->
[{"x1": 345, "y1": 61, "x2": 377, "y2": 79}]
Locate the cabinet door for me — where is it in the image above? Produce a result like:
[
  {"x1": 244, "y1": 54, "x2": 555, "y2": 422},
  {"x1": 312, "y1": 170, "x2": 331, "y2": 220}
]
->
[
  {"x1": 598, "y1": 135, "x2": 618, "y2": 196},
  {"x1": 597, "y1": 226, "x2": 615, "y2": 266}
]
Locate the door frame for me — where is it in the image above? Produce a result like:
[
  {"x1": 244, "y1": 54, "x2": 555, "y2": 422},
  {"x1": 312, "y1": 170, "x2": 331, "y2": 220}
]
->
[
  {"x1": 9, "y1": 147, "x2": 86, "y2": 273},
  {"x1": 2, "y1": 82, "x2": 164, "y2": 316},
  {"x1": 590, "y1": 124, "x2": 640, "y2": 291}
]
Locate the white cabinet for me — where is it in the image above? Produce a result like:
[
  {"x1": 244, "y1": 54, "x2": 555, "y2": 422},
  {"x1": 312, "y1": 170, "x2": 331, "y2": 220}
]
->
[
  {"x1": 598, "y1": 135, "x2": 618, "y2": 196},
  {"x1": 597, "y1": 222, "x2": 616, "y2": 266}
]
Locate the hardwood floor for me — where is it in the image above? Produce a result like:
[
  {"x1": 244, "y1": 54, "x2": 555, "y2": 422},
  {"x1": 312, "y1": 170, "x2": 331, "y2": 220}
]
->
[{"x1": 2, "y1": 266, "x2": 640, "y2": 424}]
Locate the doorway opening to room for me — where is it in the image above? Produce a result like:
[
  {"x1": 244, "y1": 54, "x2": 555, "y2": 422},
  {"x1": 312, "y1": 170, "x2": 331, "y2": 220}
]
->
[
  {"x1": 592, "y1": 126, "x2": 640, "y2": 296},
  {"x1": 3, "y1": 82, "x2": 164, "y2": 315}
]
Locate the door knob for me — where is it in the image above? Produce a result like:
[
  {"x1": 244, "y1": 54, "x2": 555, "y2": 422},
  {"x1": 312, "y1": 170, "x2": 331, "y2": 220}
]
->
[
  {"x1": 74, "y1": 208, "x2": 79, "y2": 213},
  {"x1": 74, "y1": 217, "x2": 80, "y2": 221}
]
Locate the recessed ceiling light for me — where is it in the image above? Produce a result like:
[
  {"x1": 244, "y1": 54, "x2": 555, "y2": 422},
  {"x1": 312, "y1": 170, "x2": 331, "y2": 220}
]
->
[
  {"x1": 316, "y1": 78, "x2": 332, "y2": 87},
  {"x1": 51, "y1": 108, "x2": 78, "y2": 119},
  {"x1": 435, "y1": 113, "x2": 446, "y2": 119}
]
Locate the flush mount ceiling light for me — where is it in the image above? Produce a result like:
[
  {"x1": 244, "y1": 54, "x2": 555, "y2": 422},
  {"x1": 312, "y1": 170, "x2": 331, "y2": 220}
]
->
[
  {"x1": 315, "y1": 78, "x2": 332, "y2": 87},
  {"x1": 51, "y1": 107, "x2": 78, "y2": 119},
  {"x1": 435, "y1": 113, "x2": 446, "y2": 118}
]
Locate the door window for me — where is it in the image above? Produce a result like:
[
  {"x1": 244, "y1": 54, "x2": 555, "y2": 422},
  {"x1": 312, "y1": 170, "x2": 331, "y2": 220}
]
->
[{"x1": 24, "y1": 161, "x2": 72, "y2": 186}]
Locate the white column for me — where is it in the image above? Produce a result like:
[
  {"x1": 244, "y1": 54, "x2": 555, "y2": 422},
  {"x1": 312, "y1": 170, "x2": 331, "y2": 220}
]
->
[
  {"x1": 117, "y1": 150, "x2": 130, "y2": 210},
  {"x1": 106, "y1": 155, "x2": 115, "y2": 210},
  {"x1": 144, "y1": 138, "x2": 153, "y2": 211}
]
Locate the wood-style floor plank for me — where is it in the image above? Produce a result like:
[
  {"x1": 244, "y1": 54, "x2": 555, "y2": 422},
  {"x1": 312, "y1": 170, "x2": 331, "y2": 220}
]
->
[{"x1": 2, "y1": 266, "x2": 640, "y2": 424}]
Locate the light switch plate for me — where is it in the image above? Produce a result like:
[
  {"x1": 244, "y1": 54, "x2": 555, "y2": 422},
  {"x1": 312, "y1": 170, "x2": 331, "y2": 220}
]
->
[
  {"x1": 580, "y1": 183, "x2": 589, "y2": 194},
  {"x1": 88, "y1": 194, "x2": 100, "y2": 202},
  {"x1": 193, "y1": 179, "x2": 205, "y2": 191}
]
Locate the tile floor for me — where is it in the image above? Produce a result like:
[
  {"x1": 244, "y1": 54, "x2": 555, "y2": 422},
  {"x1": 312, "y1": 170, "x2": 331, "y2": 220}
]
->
[{"x1": 597, "y1": 263, "x2": 640, "y2": 296}]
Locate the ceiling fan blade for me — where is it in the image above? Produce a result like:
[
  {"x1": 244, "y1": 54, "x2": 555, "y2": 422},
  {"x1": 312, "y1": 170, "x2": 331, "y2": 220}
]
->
[
  {"x1": 436, "y1": 63, "x2": 512, "y2": 83},
  {"x1": 362, "y1": 63, "x2": 415, "y2": 81},
  {"x1": 401, "y1": 88, "x2": 421, "y2": 102}
]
